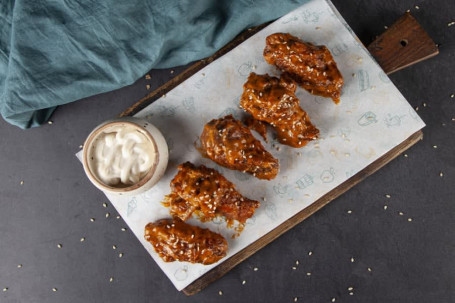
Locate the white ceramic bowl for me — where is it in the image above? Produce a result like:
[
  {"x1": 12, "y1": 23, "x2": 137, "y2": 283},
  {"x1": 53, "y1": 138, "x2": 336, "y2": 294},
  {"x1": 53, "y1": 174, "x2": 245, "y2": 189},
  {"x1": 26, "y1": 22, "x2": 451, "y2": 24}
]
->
[{"x1": 82, "y1": 117, "x2": 168, "y2": 196}]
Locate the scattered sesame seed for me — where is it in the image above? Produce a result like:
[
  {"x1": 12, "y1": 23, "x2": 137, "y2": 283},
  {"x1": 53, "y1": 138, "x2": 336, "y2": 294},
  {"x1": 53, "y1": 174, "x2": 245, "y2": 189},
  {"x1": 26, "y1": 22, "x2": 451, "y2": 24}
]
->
[
  {"x1": 368, "y1": 267, "x2": 372, "y2": 272},
  {"x1": 119, "y1": 253, "x2": 123, "y2": 258},
  {"x1": 451, "y1": 94, "x2": 454, "y2": 98},
  {"x1": 170, "y1": 70, "x2": 174, "y2": 74},
  {"x1": 103, "y1": 203, "x2": 107, "y2": 208},
  {"x1": 48, "y1": 120, "x2": 53, "y2": 125},
  {"x1": 162, "y1": 94, "x2": 166, "y2": 98},
  {"x1": 332, "y1": 298, "x2": 336, "y2": 302},
  {"x1": 20, "y1": 180, "x2": 24, "y2": 185},
  {"x1": 415, "y1": 5, "x2": 419, "y2": 9},
  {"x1": 219, "y1": 290, "x2": 223, "y2": 295},
  {"x1": 253, "y1": 267, "x2": 259, "y2": 271},
  {"x1": 433, "y1": 145, "x2": 438, "y2": 149},
  {"x1": 116, "y1": 216, "x2": 120, "y2": 219},
  {"x1": 3, "y1": 288, "x2": 8, "y2": 292},
  {"x1": 306, "y1": 272, "x2": 311, "y2": 276},
  {"x1": 145, "y1": 74, "x2": 151, "y2": 79},
  {"x1": 385, "y1": 194, "x2": 391, "y2": 198},
  {"x1": 105, "y1": 213, "x2": 110, "y2": 218},
  {"x1": 448, "y1": 21, "x2": 455, "y2": 27},
  {"x1": 349, "y1": 292, "x2": 354, "y2": 296},
  {"x1": 109, "y1": 277, "x2": 114, "y2": 282},
  {"x1": 90, "y1": 218, "x2": 95, "y2": 222},
  {"x1": 351, "y1": 257, "x2": 355, "y2": 263},
  {"x1": 406, "y1": 9, "x2": 411, "y2": 12},
  {"x1": 399, "y1": 212, "x2": 404, "y2": 216},
  {"x1": 17, "y1": 264, "x2": 22, "y2": 268},
  {"x1": 52, "y1": 288, "x2": 57, "y2": 292},
  {"x1": 296, "y1": 260, "x2": 299, "y2": 265},
  {"x1": 121, "y1": 228, "x2": 127, "y2": 231},
  {"x1": 439, "y1": 172, "x2": 444, "y2": 177},
  {"x1": 113, "y1": 245, "x2": 117, "y2": 250},
  {"x1": 242, "y1": 280, "x2": 246, "y2": 285},
  {"x1": 57, "y1": 244, "x2": 62, "y2": 248},
  {"x1": 347, "y1": 210, "x2": 352, "y2": 214},
  {"x1": 384, "y1": 205, "x2": 388, "y2": 210},
  {"x1": 80, "y1": 237, "x2": 85, "y2": 242},
  {"x1": 423, "y1": 102, "x2": 427, "y2": 107},
  {"x1": 292, "y1": 266, "x2": 297, "y2": 270},
  {"x1": 384, "y1": 25, "x2": 388, "y2": 29},
  {"x1": 294, "y1": 297, "x2": 298, "y2": 302},
  {"x1": 348, "y1": 287, "x2": 354, "y2": 291},
  {"x1": 146, "y1": 84, "x2": 151, "y2": 90},
  {"x1": 408, "y1": 218, "x2": 413, "y2": 222},
  {"x1": 404, "y1": 154, "x2": 408, "y2": 158},
  {"x1": 79, "y1": 145, "x2": 83, "y2": 149},
  {"x1": 308, "y1": 251, "x2": 313, "y2": 256}
]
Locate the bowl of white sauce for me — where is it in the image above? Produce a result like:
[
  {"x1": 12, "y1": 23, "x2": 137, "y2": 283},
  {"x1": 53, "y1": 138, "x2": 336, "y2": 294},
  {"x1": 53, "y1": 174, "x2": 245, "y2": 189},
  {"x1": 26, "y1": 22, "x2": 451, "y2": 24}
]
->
[{"x1": 82, "y1": 117, "x2": 168, "y2": 196}]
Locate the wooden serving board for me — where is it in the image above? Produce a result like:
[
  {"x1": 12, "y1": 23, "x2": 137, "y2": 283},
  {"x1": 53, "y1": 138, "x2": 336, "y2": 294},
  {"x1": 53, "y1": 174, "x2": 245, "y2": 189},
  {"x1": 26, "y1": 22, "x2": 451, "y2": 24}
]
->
[{"x1": 120, "y1": 12, "x2": 437, "y2": 295}]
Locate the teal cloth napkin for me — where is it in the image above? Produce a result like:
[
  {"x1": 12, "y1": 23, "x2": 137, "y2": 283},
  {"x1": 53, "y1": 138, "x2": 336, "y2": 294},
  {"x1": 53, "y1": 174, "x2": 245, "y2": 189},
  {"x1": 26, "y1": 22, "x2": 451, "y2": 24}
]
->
[{"x1": 0, "y1": 0, "x2": 306, "y2": 129}]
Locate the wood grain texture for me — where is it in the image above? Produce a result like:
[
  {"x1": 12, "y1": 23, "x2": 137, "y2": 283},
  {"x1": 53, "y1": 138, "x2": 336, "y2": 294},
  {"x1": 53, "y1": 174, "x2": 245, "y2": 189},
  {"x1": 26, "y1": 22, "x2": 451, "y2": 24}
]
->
[
  {"x1": 367, "y1": 12, "x2": 439, "y2": 74},
  {"x1": 118, "y1": 13, "x2": 435, "y2": 296}
]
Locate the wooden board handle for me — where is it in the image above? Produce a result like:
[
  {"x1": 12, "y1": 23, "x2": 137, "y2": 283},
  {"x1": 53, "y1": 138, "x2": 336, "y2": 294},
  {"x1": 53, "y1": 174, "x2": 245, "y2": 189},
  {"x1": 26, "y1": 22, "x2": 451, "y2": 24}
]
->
[{"x1": 367, "y1": 12, "x2": 439, "y2": 74}]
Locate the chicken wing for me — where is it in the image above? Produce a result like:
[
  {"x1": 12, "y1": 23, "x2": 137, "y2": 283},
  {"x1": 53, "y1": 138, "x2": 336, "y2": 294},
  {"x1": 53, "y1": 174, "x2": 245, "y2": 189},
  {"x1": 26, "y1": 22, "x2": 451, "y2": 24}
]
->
[
  {"x1": 264, "y1": 33, "x2": 343, "y2": 104},
  {"x1": 200, "y1": 115, "x2": 278, "y2": 180},
  {"x1": 169, "y1": 162, "x2": 260, "y2": 227},
  {"x1": 243, "y1": 115, "x2": 268, "y2": 142},
  {"x1": 240, "y1": 72, "x2": 319, "y2": 148},
  {"x1": 144, "y1": 218, "x2": 228, "y2": 265}
]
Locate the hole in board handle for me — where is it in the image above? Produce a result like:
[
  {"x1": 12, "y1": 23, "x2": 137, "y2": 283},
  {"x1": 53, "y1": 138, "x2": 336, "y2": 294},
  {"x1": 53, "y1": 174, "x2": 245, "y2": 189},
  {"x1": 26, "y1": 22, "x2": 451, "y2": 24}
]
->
[{"x1": 400, "y1": 39, "x2": 408, "y2": 47}]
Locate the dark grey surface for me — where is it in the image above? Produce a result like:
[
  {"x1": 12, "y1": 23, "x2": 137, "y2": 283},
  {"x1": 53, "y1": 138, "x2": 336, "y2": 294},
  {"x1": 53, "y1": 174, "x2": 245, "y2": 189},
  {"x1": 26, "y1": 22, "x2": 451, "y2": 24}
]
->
[{"x1": 1, "y1": 1, "x2": 454, "y2": 302}]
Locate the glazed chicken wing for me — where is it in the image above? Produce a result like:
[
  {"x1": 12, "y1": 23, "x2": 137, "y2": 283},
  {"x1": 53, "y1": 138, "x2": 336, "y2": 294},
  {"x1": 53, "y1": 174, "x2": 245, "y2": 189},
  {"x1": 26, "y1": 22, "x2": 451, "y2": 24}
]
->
[
  {"x1": 264, "y1": 33, "x2": 343, "y2": 104},
  {"x1": 144, "y1": 218, "x2": 228, "y2": 265},
  {"x1": 240, "y1": 73, "x2": 319, "y2": 148},
  {"x1": 169, "y1": 162, "x2": 260, "y2": 227},
  {"x1": 200, "y1": 115, "x2": 278, "y2": 180}
]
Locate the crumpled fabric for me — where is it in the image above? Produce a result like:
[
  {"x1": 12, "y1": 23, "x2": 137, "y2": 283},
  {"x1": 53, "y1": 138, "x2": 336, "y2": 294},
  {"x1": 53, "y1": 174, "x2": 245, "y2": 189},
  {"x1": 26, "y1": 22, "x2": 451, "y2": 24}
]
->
[{"x1": 0, "y1": 0, "x2": 305, "y2": 129}]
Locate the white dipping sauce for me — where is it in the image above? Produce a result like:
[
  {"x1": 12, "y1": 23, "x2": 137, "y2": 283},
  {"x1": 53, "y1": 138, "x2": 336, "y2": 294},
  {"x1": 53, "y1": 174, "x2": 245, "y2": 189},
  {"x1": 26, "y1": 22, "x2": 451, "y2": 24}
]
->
[{"x1": 91, "y1": 125, "x2": 156, "y2": 186}]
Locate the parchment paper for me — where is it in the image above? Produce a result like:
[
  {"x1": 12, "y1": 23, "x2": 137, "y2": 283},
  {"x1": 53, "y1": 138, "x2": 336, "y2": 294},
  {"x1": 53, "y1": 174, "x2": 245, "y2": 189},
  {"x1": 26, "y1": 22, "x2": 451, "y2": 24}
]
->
[{"x1": 77, "y1": 0, "x2": 425, "y2": 291}]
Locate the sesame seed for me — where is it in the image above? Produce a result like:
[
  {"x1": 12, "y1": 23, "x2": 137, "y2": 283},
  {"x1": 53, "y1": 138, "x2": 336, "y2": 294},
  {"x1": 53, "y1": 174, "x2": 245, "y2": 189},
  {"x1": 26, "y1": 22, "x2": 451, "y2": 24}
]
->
[
  {"x1": 116, "y1": 216, "x2": 120, "y2": 219},
  {"x1": 399, "y1": 212, "x2": 404, "y2": 216},
  {"x1": 146, "y1": 84, "x2": 150, "y2": 90},
  {"x1": 384, "y1": 25, "x2": 388, "y2": 29},
  {"x1": 52, "y1": 288, "x2": 57, "y2": 292},
  {"x1": 105, "y1": 213, "x2": 110, "y2": 218},
  {"x1": 423, "y1": 102, "x2": 427, "y2": 107},
  {"x1": 113, "y1": 245, "x2": 117, "y2": 250},
  {"x1": 440, "y1": 172, "x2": 444, "y2": 177},
  {"x1": 57, "y1": 244, "x2": 62, "y2": 248},
  {"x1": 219, "y1": 290, "x2": 223, "y2": 295},
  {"x1": 296, "y1": 260, "x2": 299, "y2": 265},
  {"x1": 404, "y1": 154, "x2": 408, "y2": 157},
  {"x1": 351, "y1": 257, "x2": 355, "y2": 263},
  {"x1": 292, "y1": 266, "x2": 297, "y2": 270},
  {"x1": 451, "y1": 94, "x2": 454, "y2": 98},
  {"x1": 348, "y1": 287, "x2": 354, "y2": 291},
  {"x1": 119, "y1": 253, "x2": 123, "y2": 258},
  {"x1": 308, "y1": 251, "x2": 313, "y2": 256},
  {"x1": 347, "y1": 210, "x2": 352, "y2": 214},
  {"x1": 48, "y1": 120, "x2": 53, "y2": 125},
  {"x1": 109, "y1": 277, "x2": 114, "y2": 282},
  {"x1": 80, "y1": 237, "x2": 85, "y2": 242},
  {"x1": 332, "y1": 298, "x2": 336, "y2": 302},
  {"x1": 103, "y1": 203, "x2": 108, "y2": 208},
  {"x1": 349, "y1": 292, "x2": 354, "y2": 296},
  {"x1": 384, "y1": 205, "x2": 388, "y2": 210},
  {"x1": 415, "y1": 5, "x2": 419, "y2": 9},
  {"x1": 242, "y1": 280, "x2": 246, "y2": 285},
  {"x1": 20, "y1": 180, "x2": 24, "y2": 185},
  {"x1": 145, "y1": 74, "x2": 151, "y2": 79},
  {"x1": 408, "y1": 218, "x2": 413, "y2": 222},
  {"x1": 17, "y1": 264, "x2": 22, "y2": 268},
  {"x1": 306, "y1": 272, "x2": 311, "y2": 276},
  {"x1": 253, "y1": 267, "x2": 258, "y2": 271},
  {"x1": 121, "y1": 228, "x2": 127, "y2": 232},
  {"x1": 368, "y1": 267, "x2": 372, "y2": 272},
  {"x1": 79, "y1": 145, "x2": 83, "y2": 149},
  {"x1": 385, "y1": 194, "x2": 391, "y2": 198},
  {"x1": 448, "y1": 21, "x2": 455, "y2": 27},
  {"x1": 170, "y1": 70, "x2": 174, "y2": 74},
  {"x1": 3, "y1": 288, "x2": 8, "y2": 292},
  {"x1": 90, "y1": 218, "x2": 95, "y2": 222},
  {"x1": 294, "y1": 297, "x2": 298, "y2": 302}
]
